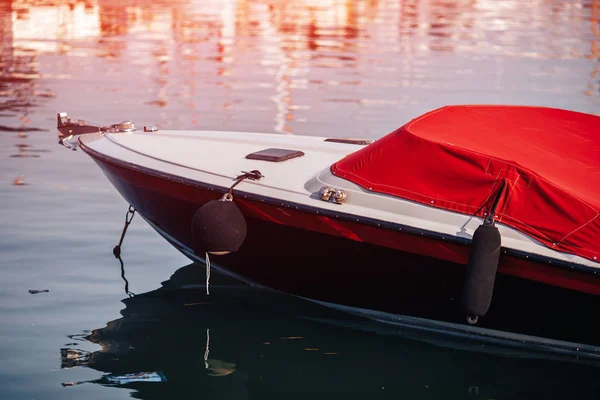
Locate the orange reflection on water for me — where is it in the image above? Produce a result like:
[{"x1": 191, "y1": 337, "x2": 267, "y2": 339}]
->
[
  {"x1": 587, "y1": 0, "x2": 600, "y2": 103},
  {"x1": 1, "y1": 0, "x2": 599, "y2": 136}
]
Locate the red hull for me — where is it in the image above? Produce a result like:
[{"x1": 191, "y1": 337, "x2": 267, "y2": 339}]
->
[
  {"x1": 83, "y1": 143, "x2": 600, "y2": 297},
  {"x1": 77, "y1": 145, "x2": 600, "y2": 343}
]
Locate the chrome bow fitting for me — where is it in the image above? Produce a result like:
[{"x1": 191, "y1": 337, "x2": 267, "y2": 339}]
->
[{"x1": 57, "y1": 112, "x2": 143, "y2": 150}]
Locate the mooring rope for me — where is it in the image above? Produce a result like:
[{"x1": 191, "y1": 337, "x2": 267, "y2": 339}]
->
[{"x1": 113, "y1": 205, "x2": 136, "y2": 258}]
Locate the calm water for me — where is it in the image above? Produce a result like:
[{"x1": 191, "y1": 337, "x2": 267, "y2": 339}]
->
[{"x1": 1, "y1": 0, "x2": 600, "y2": 398}]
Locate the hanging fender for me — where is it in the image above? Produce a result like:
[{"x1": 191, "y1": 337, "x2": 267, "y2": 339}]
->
[
  {"x1": 191, "y1": 194, "x2": 248, "y2": 256},
  {"x1": 462, "y1": 180, "x2": 506, "y2": 325},
  {"x1": 190, "y1": 170, "x2": 263, "y2": 295}
]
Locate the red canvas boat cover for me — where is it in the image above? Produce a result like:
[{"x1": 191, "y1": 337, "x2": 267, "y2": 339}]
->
[{"x1": 331, "y1": 105, "x2": 600, "y2": 262}]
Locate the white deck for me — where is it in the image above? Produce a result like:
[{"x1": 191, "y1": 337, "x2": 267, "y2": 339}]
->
[{"x1": 80, "y1": 129, "x2": 599, "y2": 270}]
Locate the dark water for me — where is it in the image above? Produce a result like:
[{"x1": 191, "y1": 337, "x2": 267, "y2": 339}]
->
[{"x1": 1, "y1": 0, "x2": 600, "y2": 398}]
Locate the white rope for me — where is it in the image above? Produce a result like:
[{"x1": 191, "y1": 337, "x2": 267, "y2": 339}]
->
[
  {"x1": 205, "y1": 252, "x2": 211, "y2": 295},
  {"x1": 204, "y1": 328, "x2": 210, "y2": 369}
]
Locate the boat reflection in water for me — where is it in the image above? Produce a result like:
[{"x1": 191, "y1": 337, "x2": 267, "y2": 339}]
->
[{"x1": 61, "y1": 262, "x2": 600, "y2": 399}]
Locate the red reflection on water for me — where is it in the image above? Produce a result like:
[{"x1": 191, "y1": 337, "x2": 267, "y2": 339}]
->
[
  {"x1": 0, "y1": 0, "x2": 598, "y2": 136},
  {"x1": 587, "y1": 0, "x2": 600, "y2": 103}
]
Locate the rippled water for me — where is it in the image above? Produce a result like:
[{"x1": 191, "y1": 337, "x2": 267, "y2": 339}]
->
[{"x1": 1, "y1": 0, "x2": 600, "y2": 398}]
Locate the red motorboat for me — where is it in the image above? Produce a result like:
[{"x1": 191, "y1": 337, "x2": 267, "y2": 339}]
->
[{"x1": 57, "y1": 105, "x2": 600, "y2": 341}]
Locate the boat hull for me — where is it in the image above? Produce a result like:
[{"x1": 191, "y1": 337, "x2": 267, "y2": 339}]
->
[
  {"x1": 83, "y1": 146, "x2": 600, "y2": 342},
  {"x1": 85, "y1": 139, "x2": 600, "y2": 287}
]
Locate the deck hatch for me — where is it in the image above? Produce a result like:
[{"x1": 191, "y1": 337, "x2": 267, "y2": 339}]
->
[{"x1": 246, "y1": 148, "x2": 305, "y2": 162}]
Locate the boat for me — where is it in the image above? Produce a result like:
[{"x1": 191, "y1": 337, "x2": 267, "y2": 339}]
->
[{"x1": 56, "y1": 105, "x2": 600, "y2": 339}]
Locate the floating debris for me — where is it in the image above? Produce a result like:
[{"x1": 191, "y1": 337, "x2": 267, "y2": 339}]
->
[{"x1": 28, "y1": 289, "x2": 49, "y2": 294}]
